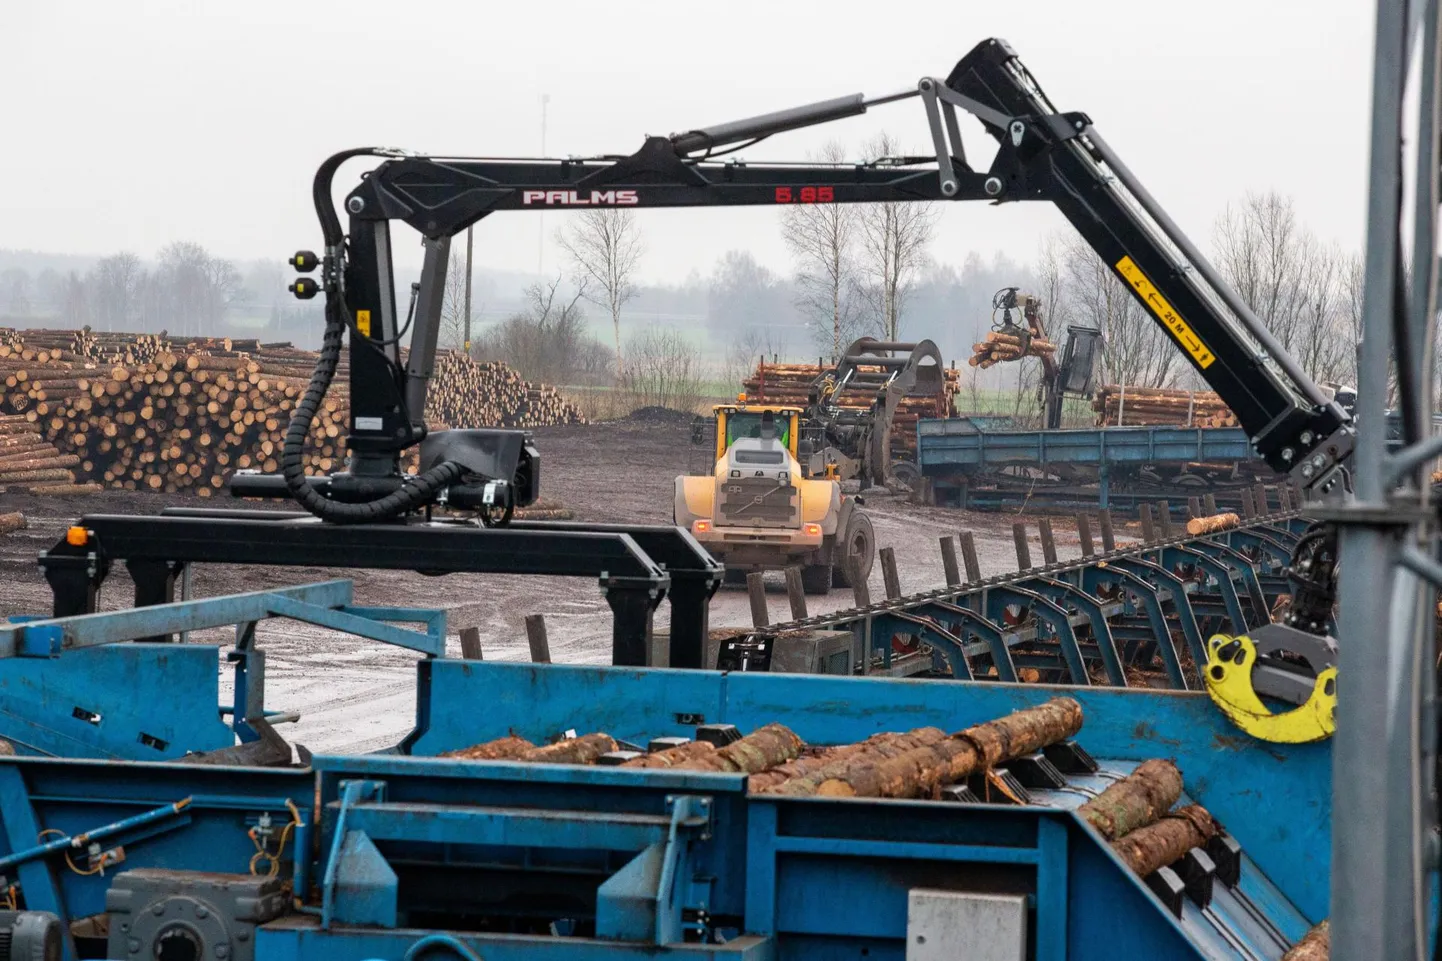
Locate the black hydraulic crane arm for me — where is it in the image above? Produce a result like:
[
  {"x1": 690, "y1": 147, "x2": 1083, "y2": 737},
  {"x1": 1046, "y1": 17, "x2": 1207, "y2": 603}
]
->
[{"x1": 281, "y1": 36, "x2": 1352, "y2": 523}]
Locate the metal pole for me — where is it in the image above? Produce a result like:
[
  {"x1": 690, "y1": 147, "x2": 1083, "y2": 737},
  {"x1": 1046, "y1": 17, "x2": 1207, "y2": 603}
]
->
[
  {"x1": 1330, "y1": 0, "x2": 1430, "y2": 956},
  {"x1": 178, "y1": 564, "x2": 192, "y2": 644},
  {"x1": 463, "y1": 226, "x2": 473, "y2": 354}
]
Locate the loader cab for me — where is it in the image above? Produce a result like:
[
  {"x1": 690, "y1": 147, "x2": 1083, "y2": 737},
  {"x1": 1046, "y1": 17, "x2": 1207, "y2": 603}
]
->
[{"x1": 713, "y1": 403, "x2": 801, "y2": 463}]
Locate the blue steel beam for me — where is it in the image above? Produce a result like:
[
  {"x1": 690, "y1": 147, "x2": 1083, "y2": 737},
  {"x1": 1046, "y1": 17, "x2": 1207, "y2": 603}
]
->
[
  {"x1": 338, "y1": 799, "x2": 682, "y2": 851},
  {"x1": 1186, "y1": 540, "x2": 1270, "y2": 624},
  {"x1": 1105, "y1": 556, "x2": 1208, "y2": 670},
  {"x1": 0, "y1": 580, "x2": 354, "y2": 657},
  {"x1": 1078, "y1": 566, "x2": 1188, "y2": 688},
  {"x1": 1019, "y1": 576, "x2": 1127, "y2": 686},
  {"x1": 984, "y1": 586, "x2": 1090, "y2": 686},
  {"x1": 265, "y1": 596, "x2": 445, "y2": 656},
  {"x1": 1157, "y1": 546, "x2": 1248, "y2": 633}
]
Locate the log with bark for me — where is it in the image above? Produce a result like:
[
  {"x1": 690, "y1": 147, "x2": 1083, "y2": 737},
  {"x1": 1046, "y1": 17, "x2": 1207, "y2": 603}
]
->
[
  {"x1": 442, "y1": 735, "x2": 536, "y2": 760},
  {"x1": 1280, "y1": 921, "x2": 1330, "y2": 961},
  {"x1": 746, "y1": 728, "x2": 947, "y2": 792},
  {"x1": 1185, "y1": 512, "x2": 1241, "y2": 535},
  {"x1": 621, "y1": 740, "x2": 718, "y2": 768},
  {"x1": 0, "y1": 511, "x2": 26, "y2": 535},
  {"x1": 522, "y1": 733, "x2": 618, "y2": 764},
  {"x1": 1077, "y1": 759, "x2": 1184, "y2": 840},
  {"x1": 765, "y1": 697, "x2": 1083, "y2": 799},
  {"x1": 968, "y1": 331, "x2": 1058, "y2": 368},
  {"x1": 1110, "y1": 803, "x2": 1219, "y2": 877},
  {"x1": 669, "y1": 723, "x2": 804, "y2": 774}
]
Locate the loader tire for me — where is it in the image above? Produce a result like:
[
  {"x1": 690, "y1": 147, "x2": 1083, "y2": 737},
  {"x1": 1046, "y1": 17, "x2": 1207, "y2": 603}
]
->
[
  {"x1": 833, "y1": 511, "x2": 876, "y2": 588},
  {"x1": 801, "y1": 563, "x2": 833, "y2": 595}
]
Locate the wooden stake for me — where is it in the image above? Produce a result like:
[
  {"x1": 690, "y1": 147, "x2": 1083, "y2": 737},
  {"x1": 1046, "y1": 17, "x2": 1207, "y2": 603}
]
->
[
  {"x1": 939, "y1": 536, "x2": 961, "y2": 586},
  {"x1": 1038, "y1": 517, "x2": 1058, "y2": 565},
  {"x1": 525, "y1": 614, "x2": 551, "y2": 663},
  {"x1": 958, "y1": 531, "x2": 981, "y2": 581},
  {"x1": 1013, "y1": 523, "x2": 1033, "y2": 569},
  {"x1": 784, "y1": 567, "x2": 808, "y2": 620},
  {"x1": 1076, "y1": 514, "x2": 1095, "y2": 556},
  {"x1": 747, "y1": 572, "x2": 770, "y2": 628},
  {"x1": 458, "y1": 627, "x2": 483, "y2": 660},
  {"x1": 879, "y1": 547, "x2": 902, "y2": 599}
]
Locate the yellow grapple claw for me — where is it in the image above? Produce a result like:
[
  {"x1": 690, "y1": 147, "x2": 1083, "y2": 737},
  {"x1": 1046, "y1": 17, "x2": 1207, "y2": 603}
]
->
[{"x1": 1204, "y1": 634, "x2": 1336, "y2": 744}]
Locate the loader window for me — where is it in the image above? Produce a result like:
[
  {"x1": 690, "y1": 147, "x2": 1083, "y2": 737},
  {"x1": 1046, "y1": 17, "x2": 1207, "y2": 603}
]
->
[{"x1": 725, "y1": 413, "x2": 791, "y2": 449}]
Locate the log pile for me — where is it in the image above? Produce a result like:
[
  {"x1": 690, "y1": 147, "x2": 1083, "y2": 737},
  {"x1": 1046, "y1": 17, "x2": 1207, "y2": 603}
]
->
[
  {"x1": 0, "y1": 413, "x2": 96, "y2": 495},
  {"x1": 447, "y1": 698, "x2": 1085, "y2": 805},
  {"x1": 968, "y1": 330, "x2": 1057, "y2": 369},
  {"x1": 1076, "y1": 758, "x2": 1230, "y2": 886},
  {"x1": 0, "y1": 329, "x2": 585, "y2": 496},
  {"x1": 1093, "y1": 385, "x2": 1239, "y2": 427},
  {"x1": 743, "y1": 360, "x2": 960, "y2": 459}
]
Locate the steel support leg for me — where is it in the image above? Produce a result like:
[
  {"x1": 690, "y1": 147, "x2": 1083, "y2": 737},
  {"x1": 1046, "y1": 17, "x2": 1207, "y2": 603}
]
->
[
  {"x1": 604, "y1": 579, "x2": 663, "y2": 667},
  {"x1": 666, "y1": 572, "x2": 714, "y2": 669}
]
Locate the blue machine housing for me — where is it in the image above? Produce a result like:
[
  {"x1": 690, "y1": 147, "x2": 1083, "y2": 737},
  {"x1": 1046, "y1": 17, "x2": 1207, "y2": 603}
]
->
[{"x1": 0, "y1": 656, "x2": 1331, "y2": 961}]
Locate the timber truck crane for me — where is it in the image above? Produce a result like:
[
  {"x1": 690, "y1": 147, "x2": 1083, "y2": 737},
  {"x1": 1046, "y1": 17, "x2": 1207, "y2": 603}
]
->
[
  {"x1": 989, "y1": 286, "x2": 1101, "y2": 429},
  {"x1": 40, "y1": 37, "x2": 1353, "y2": 683}
]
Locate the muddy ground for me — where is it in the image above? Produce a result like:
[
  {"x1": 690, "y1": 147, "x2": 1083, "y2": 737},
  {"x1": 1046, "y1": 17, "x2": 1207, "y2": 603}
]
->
[{"x1": 0, "y1": 417, "x2": 1139, "y2": 754}]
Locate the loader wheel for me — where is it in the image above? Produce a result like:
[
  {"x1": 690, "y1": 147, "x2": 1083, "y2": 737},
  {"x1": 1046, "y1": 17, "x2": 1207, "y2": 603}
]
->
[
  {"x1": 833, "y1": 511, "x2": 876, "y2": 588},
  {"x1": 890, "y1": 460, "x2": 921, "y2": 490},
  {"x1": 801, "y1": 563, "x2": 833, "y2": 595}
]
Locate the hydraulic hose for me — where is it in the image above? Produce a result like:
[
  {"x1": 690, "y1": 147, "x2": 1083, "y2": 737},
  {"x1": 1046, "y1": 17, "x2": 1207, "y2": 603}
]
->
[{"x1": 280, "y1": 148, "x2": 466, "y2": 523}]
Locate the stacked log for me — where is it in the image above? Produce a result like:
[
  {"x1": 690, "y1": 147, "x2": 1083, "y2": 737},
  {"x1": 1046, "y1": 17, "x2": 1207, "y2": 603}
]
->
[
  {"x1": 1093, "y1": 385, "x2": 1239, "y2": 427},
  {"x1": 968, "y1": 330, "x2": 1057, "y2": 369},
  {"x1": 0, "y1": 413, "x2": 90, "y2": 494},
  {"x1": 0, "y1": 329, "x2": 585, "y2": 496},
  {"x1": 1111, "y1": 803, "x2": 1219, "y2": 877},
  {"x1": 440, "y1": 701, "x2": 1081, "y2": 800},
  {"x1": 743, "y1": 360, "x2": 960, "y2": 459},
  {"x1": 760, "y1": 697, "x2": 1084, "y2": 799}
]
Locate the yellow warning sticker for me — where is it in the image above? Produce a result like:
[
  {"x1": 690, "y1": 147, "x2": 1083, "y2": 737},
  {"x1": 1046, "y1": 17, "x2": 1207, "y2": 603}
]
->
[
  {"x1": 1115, "y1": 256, "x2": 1215, "y2": 369},
  {"x1": 355, "y1": 309, "x2": 371, "y2": 338}
]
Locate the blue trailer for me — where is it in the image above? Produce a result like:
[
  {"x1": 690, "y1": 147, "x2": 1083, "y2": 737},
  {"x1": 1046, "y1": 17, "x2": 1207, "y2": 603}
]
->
[{"x1": 916, "y1": 413, "x2": 1438, "y2": 511}]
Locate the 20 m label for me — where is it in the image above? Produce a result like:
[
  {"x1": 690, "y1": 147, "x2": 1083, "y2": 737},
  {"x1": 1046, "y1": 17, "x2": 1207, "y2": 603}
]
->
[{"x1": 1114, "y1": 256, "x2": 1215, "y2": 369}]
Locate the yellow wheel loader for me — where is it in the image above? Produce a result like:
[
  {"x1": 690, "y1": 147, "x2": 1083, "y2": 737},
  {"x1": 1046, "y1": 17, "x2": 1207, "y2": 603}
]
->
[{"x1": 675, "y1": 404, "x2": 874, "y2": 594}]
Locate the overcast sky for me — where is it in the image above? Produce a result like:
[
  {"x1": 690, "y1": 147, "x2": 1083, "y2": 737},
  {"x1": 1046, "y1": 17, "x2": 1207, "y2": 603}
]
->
[{"x1": 4, "y1": 1, "x2": 1375, "y2": 286}]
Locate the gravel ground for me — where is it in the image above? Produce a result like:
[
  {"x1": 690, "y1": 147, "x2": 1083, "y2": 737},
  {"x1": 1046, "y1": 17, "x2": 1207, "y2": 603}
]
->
[{"x1": 0, "y1": 417, "x2": 1138, "y2": 754}]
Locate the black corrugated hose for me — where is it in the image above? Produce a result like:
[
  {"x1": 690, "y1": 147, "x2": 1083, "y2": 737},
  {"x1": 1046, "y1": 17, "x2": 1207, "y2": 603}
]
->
[{"x1": 280, "y1": 148, "x2": 465, "y2": 523}]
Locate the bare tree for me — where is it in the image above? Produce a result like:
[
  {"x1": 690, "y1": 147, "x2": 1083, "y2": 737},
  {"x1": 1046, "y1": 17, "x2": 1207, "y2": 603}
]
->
[
  {"x1": 92, "y1": 252, "x2": 145, "y2": 331},
  {"x1": 1058, "y1": 232, "x2": 1182, "y2": 388},
  {"x1": 722, "y1": 325, "x2": 785, "y2": 395},
  {"x1": 439, "y1": 250, "x2": 477, "y2": 350},
  {"x1": 558, "y1": 208, "x2": 644, "y2": 374},
  {"x1": 61, "y1": 271, "x2": 90, "y2": 326},
  {"x1": 620, "y1": 326, "x2": 705, "y2": 412},
  {"x1": 782, "y1": 140, "x2": 863, "y2": 359},
  {"x1": 856, "y1": 132, "x2": 938, "y2": 340},
  {"x1": 473, "y1": 273, "x2": 604, "y2": 385},
  {"x1": 154, "y1": 242, "x2": 242, "y2": 335},
  {"x1": 1213, "y1": 191, "x2": 1352, "y2": 384},
  {"x1": 3, "y1": 269, "x2": 32, "y2": 317}
]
